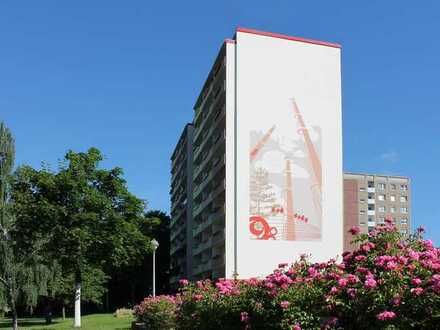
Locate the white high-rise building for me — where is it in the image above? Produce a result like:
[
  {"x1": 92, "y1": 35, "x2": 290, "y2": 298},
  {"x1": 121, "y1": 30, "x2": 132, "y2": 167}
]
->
[{"x1": 170, "y1": 27, "x2": 343, "y2": 284}]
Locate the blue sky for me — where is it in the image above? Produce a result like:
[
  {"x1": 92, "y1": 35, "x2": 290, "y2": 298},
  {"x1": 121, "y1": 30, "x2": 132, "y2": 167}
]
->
[{"x1": 1, "y1": 1, "x2": 439, "y2": 242}]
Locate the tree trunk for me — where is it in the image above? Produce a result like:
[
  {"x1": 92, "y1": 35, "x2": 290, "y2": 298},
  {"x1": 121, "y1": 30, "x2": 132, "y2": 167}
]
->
[
  {"x1": 62, "y1": 305, "x2": 66, "y2": 321},
  {"x1": 74, "y1": 281, "x2": 81, "y2": 328},
  {"x1": 9, "y1": 287, "x2": 18, "y2": 330}
]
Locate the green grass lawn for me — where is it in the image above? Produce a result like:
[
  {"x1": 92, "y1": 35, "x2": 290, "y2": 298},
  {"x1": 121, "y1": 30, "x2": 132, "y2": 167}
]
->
[{"x1": 0, "y1": 314, "x2": 133, "y2": 330}]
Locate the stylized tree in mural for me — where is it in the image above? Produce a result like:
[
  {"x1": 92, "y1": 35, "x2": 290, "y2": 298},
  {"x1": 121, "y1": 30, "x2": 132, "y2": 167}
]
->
[{"x1": 250, "y1": 167, "x2": 275, "y2": 215}]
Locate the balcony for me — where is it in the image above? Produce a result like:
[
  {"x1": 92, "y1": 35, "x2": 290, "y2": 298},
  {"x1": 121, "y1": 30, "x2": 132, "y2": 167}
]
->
[
  {"x1": 212, "y1": 229, "x2": 225, "y2": 247},
  {"x1": 368, "y1": 199, "x2": 375, "y2": 204},
  {"x1": 367, "y1": 210, "x2": 375, "y2": 216},
  {"x1": 193, "y1": 238, "x2": 212, "y2": 256},
  {"x1": 193, "y1": 260, "x2": 212, "y2": 276},
  {"x1": 193, "y1": 219, "x2": 211, "y2": 237},
  {"x1": 367, "y1": 187, "x2": 376, "y2": 193},
  {"x1": 193, "y1": 180, "x2": 225, "y2": 218}
]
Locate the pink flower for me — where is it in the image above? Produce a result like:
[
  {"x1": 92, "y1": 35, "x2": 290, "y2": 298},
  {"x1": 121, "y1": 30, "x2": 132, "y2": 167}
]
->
[
  {"x1": 240, "y1": 311, "x2": 250, "y2": 323},
  {"x1": 348, "y1": 226, "x2": 360, "y2": 235},
  {"x1": 292, "y1": 324, "x2": 301, "y2": 330},
  {"x1": 355, "y1": 255, "x2": 367, "y2": 262},
  {"x1": 391, "y1": 296, "x2": 401, "y2": 306},
  {"x1": 411, "y1": 287, "x2": 424, "y2": 296},
  {"x1": 193, "y1": 294, "x2": 203, "y2": 301},
  {"x1": 411, "y1": 278, "x2": 422, "y2": 286},
  {"x1": 364, "y1": 276, "x2": 377, "y2": 289},
  {"x1": 376, "y1": 311, "x2": 396, "y2": 321},
  {"x1": 330, "y1": 286, "x2": 339, "y2": 295},
  {"x1": 338, "y1": 278, "x2": 348, "y2": 287},
  {"x1": 280, "y1": 301, "x2": 290, "y2": 309},
  {"x1": 385, "y1": 261, "x2": 398, "y2": 270},
  {"x1": 179, "y1": 279, "x2": 189, "y2": 286},
  {"x1": 347, "y1": 288, "x2": 357, "y2": 298},
  {"x1": 347, "y1": 274, "x2": 359, "y2": 284}
]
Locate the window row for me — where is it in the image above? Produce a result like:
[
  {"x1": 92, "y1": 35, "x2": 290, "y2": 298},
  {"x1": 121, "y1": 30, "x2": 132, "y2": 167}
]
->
[
  {"x1": 365, "y1": 182, "x2": 408, "y2": 191},
  {"x1": 360, "y1": 206, "x2": 408, "y2": 214},
  {"x1": 359, "y1": 195, "x2": 408, "y2": 202},
  {"x1": 361, "y1": 218, "x2": 408, "y2": 225}
]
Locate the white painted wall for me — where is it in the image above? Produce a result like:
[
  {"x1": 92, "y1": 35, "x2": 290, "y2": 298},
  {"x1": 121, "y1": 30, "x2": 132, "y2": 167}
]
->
[{"x1": 232, "y1": 31, "x2": 343, "y2": 279}]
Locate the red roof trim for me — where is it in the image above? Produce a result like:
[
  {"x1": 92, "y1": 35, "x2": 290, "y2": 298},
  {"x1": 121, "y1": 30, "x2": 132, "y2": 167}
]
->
[
  {"x1": 236, "y1": 27, "x2": 341, "y2": 49},
  {"x1": 224, "y1": 38, "x2": 236, "y2": 44}
]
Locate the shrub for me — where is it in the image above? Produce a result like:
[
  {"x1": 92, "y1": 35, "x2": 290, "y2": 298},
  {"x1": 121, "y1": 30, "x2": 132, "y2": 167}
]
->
[
  {"x1": 135, "y1": 221, "x2": 440, "y2": 329},
  {"x1": 113, "y1": 307, "x2": 133, "y2": 318},
  {"x1": 133, "y1": 295, "x2": 177, "y2": 330}
]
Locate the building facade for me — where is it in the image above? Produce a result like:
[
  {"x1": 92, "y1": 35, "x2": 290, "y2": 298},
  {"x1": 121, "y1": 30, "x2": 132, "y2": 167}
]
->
[
  {"x1": 171, "y1": 27, "x2": 343, "y2": 282},
  {"x1": 170, "y1": 124, "x2": 194, "y2": 285},
  {"x1": 343, "y1": 173, "x2": 411, "y2": 251}
]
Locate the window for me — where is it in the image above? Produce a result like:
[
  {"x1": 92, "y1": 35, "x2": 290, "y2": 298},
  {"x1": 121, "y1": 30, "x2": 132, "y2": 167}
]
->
[
  {"x1": 368, "y1": 193, "x2": 375, "y2": 199},
  {"x1": 400, "y1": 218, "x2": 408, "y2": 225},
  {"x1": 368, "y1": 217, "x2": 375, "y2": 222},
  {"x1": 360, "y1": 221, "x2": 366, "y2": 226},
  {"x1": 391, "y1": 184, "x2": 397, "y2": 190},
  {"x1": 368, "y1": 181, "x2": 375, "y2": 188},
  {"x1": 360, "y1": 198, "x2": 366, "y2": 203},
  {"x1": 401, "y1": 207, "x2": 408, "y2": 214},
  {"x1": 360, "y1": 210, "x2": 366, "y2": 215},
  {"x1": 400, "y1": 196, "x2": 408, "y2": 203},
  {"x1": 390, "y1": 195, "x2": 396, "y2": 202},
  {"x1": 359, "y1": 187, "x2": 366, "y2": 192},
  {"x1": 390, "y1": 207, "x2": 396, "y2": 213},
  {"x1": 378, "y1": 183, "x2": 386, "y2": 190},
  {"x1": 400, "y1": 184, "x2": 408, "y2": 191},
  {"x1": 378, "y1": 206, "x2": 386, "y2": 213},
  {"x1": 368, "y1": 204, "x2": 375, "y2": 211},
  {"x1": 400, "y1": 229, "x2": 408, "y2": 234},
  {"x1": 378, "y1": 194, "x2": 386, "y2": 201}
]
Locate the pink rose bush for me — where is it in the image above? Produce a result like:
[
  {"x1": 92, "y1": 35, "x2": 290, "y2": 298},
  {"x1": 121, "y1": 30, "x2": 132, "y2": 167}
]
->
[{"x1": 134, "y1": 223, "x2": 440, "y2": 329}]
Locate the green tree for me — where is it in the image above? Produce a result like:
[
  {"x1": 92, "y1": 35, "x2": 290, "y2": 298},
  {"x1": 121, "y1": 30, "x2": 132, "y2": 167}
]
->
[
  {"x1": 0, "y1": 122, "x2": 53, "y2": 330},
  {"x1": 107, "y1": 210, "x2": 171, "y2": 309},
  {"x1": 11, "y1": 147, "x2": 155, "y2": 327}
]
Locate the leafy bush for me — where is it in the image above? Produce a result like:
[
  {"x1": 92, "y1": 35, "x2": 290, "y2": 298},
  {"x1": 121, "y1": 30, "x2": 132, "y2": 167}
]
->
[
  {"x1": 135, "y1": 221, "x2": 440, "y2": 329},
  {"x1": 134, "y1": 295, "x2": 177, "y2": 330}
]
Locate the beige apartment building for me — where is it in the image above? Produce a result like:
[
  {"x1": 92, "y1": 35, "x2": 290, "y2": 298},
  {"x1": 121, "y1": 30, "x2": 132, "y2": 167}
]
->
[{"x1": 343, "y1": 173, "x2": 411, "y2": 251}]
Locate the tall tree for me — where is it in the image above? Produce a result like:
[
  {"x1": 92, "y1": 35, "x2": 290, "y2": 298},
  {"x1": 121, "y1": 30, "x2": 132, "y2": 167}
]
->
[
  {"x1": 107, "y1": 210, "x2": 171, "y2": 309},
  {"x1": 11, "y1": 148, "x2": 155, "y2": 327},
  {"x1": 250, "y1": 167, "x2": 276, "y2": 215},
  {"x1": 0, "y1": 122, "x2": 52, "y2": 330}
]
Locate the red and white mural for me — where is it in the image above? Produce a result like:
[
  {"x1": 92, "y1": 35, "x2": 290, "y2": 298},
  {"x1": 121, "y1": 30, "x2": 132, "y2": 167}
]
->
[{"x1": 249, "y1": 99, "x2": 322, "y2": 241}]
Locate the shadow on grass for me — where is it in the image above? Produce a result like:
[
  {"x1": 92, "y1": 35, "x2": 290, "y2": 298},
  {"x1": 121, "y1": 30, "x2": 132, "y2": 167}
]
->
[{"x1": 0, "y1": 318, "x2": 62, "y2": 329}]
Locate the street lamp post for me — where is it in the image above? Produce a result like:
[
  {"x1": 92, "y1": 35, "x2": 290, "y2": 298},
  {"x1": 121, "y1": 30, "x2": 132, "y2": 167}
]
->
[{"x1": 151, "y1": 239, "x2": 159, "y2": 297}]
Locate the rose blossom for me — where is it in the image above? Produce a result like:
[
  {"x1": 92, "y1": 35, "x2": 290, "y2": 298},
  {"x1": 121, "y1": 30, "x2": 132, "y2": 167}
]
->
[
  {"x1": 338, "y1": 278, "x2": 348, "y2": 287},
  {"x1": 376, "y1": 311, "x2": 396, "y2": 321},
  {"x1": 348, "y1": 226, "x2": 360, "y2": 235},
  {"x1": 280, "y1": 301, "x2": 290, "y2": 309},
  {"x1": 411, "y1": 287, "x2": 424, "y2": 296},
  {"x1": 179, "y1": 279, "x2": 189, "y2": 286},
  {"x1": 411, "y1": 278, "x2": 422, "y2": 286},
  {"x1": 364, "y1": 276, "x2": 377, "y2": 289}
]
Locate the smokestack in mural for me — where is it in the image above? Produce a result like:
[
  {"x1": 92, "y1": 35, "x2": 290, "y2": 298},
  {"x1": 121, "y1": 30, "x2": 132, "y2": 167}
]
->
[
  {"x1": 291, "y1": 98, "x2": 322, "y2": 218},
  {"x1": 284, "y1": 159, "x2": 295, "y2": 240}
]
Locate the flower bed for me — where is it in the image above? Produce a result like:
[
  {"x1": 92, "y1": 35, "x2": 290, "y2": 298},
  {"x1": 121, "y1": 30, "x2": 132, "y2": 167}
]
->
[{"x1": 135, "y1": 221, "x2": 440, "y2": 329}]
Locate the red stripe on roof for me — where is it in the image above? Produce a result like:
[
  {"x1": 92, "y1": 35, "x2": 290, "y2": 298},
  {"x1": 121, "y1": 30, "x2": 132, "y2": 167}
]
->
[{"x1": 236, "y1": 27, "x2": 341, "y2": 49}]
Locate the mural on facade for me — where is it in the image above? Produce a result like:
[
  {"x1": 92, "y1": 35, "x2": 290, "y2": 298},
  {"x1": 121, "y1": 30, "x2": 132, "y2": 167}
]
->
[{"x1": 249, "y1": 98, "x2": 322, "y2": 241}]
